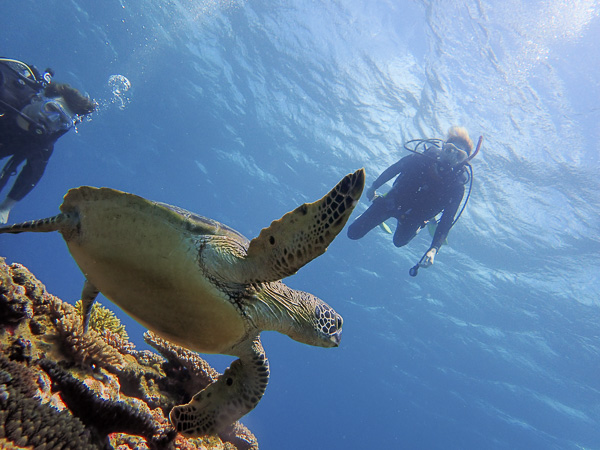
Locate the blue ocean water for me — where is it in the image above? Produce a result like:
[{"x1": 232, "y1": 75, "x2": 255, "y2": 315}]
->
[{"x1": 2, "y1": 0, "x2": 600, "y2": 448}]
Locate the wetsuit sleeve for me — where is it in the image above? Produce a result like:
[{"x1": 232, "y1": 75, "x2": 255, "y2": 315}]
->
[
  {"x1": 371, "y1": 156, "x2": 412, "y2": 191},
  {"x1": 7, "y1": 143, "x2": 54, "y2": 201},
  {"x1": 430, "y1": 183, "x2": 464, "y2": 251}
]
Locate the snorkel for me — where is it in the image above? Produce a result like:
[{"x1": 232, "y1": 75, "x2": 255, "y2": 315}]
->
[
  {"x1": 407, "y1": 135, "x2": 484, "y2": 277},
  {"x1": 464, "y1": 135, "x2": 483, "y2": 164}
]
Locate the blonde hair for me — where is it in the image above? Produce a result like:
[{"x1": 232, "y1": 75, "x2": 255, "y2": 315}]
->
[{"x1": 446, "y1": 126, "x2": 473, "y2": 155}]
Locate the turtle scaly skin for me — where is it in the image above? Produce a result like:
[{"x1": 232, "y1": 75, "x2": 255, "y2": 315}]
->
[
  {"x1": 170, "y1": 335, "x2": 269, "y2": 436},
  {"x1": 0, "y1": 168, "x2": 365, "y2": 435}
]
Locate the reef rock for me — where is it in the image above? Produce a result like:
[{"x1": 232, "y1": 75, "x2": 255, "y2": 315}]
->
[{"x1": 0, "y1": 257, "x2": 258, "y2": 450}]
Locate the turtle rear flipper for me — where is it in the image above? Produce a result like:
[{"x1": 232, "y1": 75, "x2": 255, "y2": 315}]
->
[
  {"x1": 0, "y1": 212, "x2": 77, "y2": 235},
  {"x1": 80, "y1": 279, "x2": 100, "y2": 333},
  {"x1": 170, "y1": 336, "x2": 270, "y2": 436},
  {"x1": 239, "y1": 168, "x2": 365, "y2": 283}
]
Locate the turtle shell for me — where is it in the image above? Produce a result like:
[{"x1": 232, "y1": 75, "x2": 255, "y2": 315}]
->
[
  {"x1": 59, "y1": 186, "x2": 249, "y2": 355},
  {"x1": 158, "y1": 203, "x2": 250, "y2": 247}
]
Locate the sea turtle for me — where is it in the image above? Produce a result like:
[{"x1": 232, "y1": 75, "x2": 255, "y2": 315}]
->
[{"x1": 0, "y1": 168, "x2": 365, "y2": 436}]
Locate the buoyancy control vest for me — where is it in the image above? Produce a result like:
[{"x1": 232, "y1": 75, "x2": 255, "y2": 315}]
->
[{"x1": 0, "y1": 58, "x2": 53, "y2": 135}]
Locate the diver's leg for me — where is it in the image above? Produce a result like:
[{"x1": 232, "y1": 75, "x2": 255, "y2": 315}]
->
[
  {"x1": 392, "y1": 217, "x2": 423, "y2": 247},
  {"x1": 347, "y1": 198, "x2": 391, "y2": 240},
  {"x1": 0, "y1": 156, "x2": 17, "y2": 194}
]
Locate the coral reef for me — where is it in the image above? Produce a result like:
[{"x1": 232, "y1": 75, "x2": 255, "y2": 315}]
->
[
  {"x1": 50, "y1": 299, "x2": 126, "y2": 369},
  {"x1": 0, "y1": 354, "x2": 99, "y2": 449},
  {"x1": 76, "y1": 300, "x2": 129, "y2": 340},
  {"x1": 0, "y1": 257, "x2": 258, "y2": 450}
]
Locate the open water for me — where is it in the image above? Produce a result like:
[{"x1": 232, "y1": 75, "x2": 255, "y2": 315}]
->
[{"x1": 1, "y1": 1, "x2": 600, "y2": 448}]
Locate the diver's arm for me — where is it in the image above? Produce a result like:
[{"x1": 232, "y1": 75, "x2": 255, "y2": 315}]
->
[
  {"x1": 7, "y1": 145, "x2": 53, "y2": 202},
  {"x1": 430, "y1": 186, "x2": 464, "y2": 252},
  {"x1": 419, "y1": 192, "x2": 462, "y2": 268},
  {"x1": 367, "y1": 157, "x2": 409, "y2": 200}
]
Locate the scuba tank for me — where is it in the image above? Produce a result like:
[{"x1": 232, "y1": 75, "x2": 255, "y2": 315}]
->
[
  {"x1": 0, "y1": 58, "x2": 55, "y2": 135},
  {"x1": 0, "y1": 58, "x2": 56, "y2": 191},
  {"x1": 0, "y1": 58, "x2": 52, "y2": 91}
]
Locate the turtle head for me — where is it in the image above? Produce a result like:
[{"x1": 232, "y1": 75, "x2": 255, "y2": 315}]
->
[
  {"x1": 287, "y1": 292, "x2": 343, "y2": 348},
  {"x1": 312, "y1": 301, "x2": 343, "y2": 347},
  {"x1": 257, "y1": 283, "x2": 342, "y2": 348}
]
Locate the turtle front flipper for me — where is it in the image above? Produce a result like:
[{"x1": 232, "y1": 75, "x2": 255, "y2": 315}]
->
[
  {"x1": 170, "y1": 335, "x2": 270, "y2": 437},
  {"x1": 240, "y1": 168, "x2": 365, "y2": 283}
]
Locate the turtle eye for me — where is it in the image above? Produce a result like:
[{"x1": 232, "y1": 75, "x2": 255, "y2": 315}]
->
[{"x1": 336, "y1": 315, "x2": 343, "y2": 330}]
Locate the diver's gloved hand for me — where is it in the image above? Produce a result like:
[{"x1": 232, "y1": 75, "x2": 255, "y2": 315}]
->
[
  {"x1": 0, "y1": 197, "x2": 17, "y2": 224},
  {"x1": 366, "y1": 186, "x2": 376, "y2": 201},
  {"x1": 421, "y1": 248, "x2": 437, "y2": 268}
]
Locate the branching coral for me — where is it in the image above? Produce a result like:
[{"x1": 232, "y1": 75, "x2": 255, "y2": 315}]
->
[
  {"x1": 0, "y1": 258, "x2": 33, "y2": 324},
  {"x1": 0, "y1": 366, "x2": 100, "y2": 449},
  {"x1": 49, "y1": 300, "x2": 125, "y2": 369},
  {"x1": 220, "y1": 422, "x2": 259, "y2": 450},
  {"x1": 141, "y1": 330, "x2": 220, "y2": 416},
  {"x1": 75, "y1": 300, "x2": 129, "y2": 340},
  {"x1": 6, "y1": 262, "x2": 46, "y2": 304},
  {"x1": 145, "y1": 331, "x2": 219, "y2": 388},
  {"x1": 39, "y1": 359, "x2": 171, "y2": 445},
  {"x1": 0, "y1": 355, "x2": 39, "y2": 398},
  {"x1": 101, "y1": 329, "x2": 136, "y2": 355},
  {"x1": 1, "y1": 258, "x2": 123, "y2": 369}
]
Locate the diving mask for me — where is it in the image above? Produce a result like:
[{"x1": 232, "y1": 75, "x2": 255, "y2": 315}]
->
[
  {"x1": 433, "y1": 142, "x2": 469, "y2": 177},
  {"x1": 19, "y1": 96, "x2": 76, "y2": 134},
  {"x1": 440, "y1": 142, "x2": 469, "y2": 167}
]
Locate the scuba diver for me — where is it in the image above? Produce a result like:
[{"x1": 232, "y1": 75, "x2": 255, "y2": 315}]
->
[
  {"x1": 347, "y1": 126, "x2": 482, "y2": 275},
  {"x1": 0, "y1": 57, "x2": 96, "y2": 223}
]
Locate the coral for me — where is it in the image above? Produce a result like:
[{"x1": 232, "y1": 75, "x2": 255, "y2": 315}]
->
[
  {"x1": 0, "y1": 367, "x2": 100, "y2": 449},
  {"x1": 6, "y1": 262, "x2": 46, "y2": 304},
  {"x1": 39, "y1": 359, "x2": 170, "y2": 444},
  {"x1": 49, "y1": 299, "x2": 125, "y2": 369},
  {"x1": 134, "y1": 349, "x2": 166, "y2": 369},
  {"x1": 0, "y1": 355, "x2": 39, "y2": 398},
  {"x1": 76, "y1": 300, "x2": 129, "y2": 340},
  {"x1": 0, "y1": 437, "x2": 31, "y2": 449},
  {"x1": 0, "y1": 261, "x2": 32, "y2": 324},
  {"x1": 101, "y1": 329, "x2": 136, "y2": 355},
  {"x1": 145, "y1": 332, "x2": 258, "y2": 450},
  {"x1": 6, "y1": 337, "x2": 33, "y2": 364},
  {"x1": 220, "y1": 422, "x2": 259, "y2": 450},
  {"x1": 145, "y1": 331, "x2": 219, "y2": 392},
  {"x1": 1, "y1": 258, "x2": 123, "y2": 369},
  {"x1": 0, "y1": 257, "x2": 258, "y2": 449}
]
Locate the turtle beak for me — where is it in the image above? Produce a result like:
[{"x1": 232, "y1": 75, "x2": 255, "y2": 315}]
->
[{"x1": 330, "y1": 331, "x2": 342, "y2": 347}]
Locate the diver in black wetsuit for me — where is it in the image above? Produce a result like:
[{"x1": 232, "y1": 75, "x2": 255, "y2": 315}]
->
[
  {"x1": 347, "y1": 126, "x2": 478, "y2": 271},
  {"x1": 0, "y1": 58, "x2": 96, "y2": 223}
]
